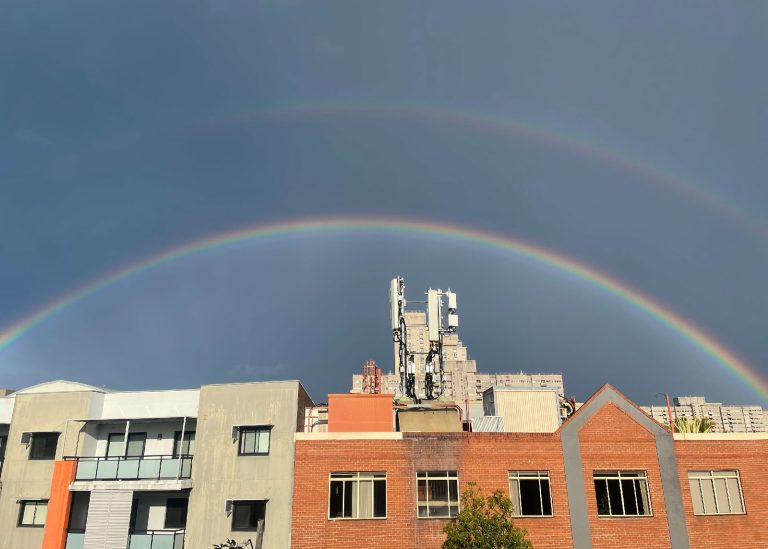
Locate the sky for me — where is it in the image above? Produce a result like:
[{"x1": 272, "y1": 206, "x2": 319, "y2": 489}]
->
[{"x1": 1, "y1": 1, "x2": 767, "y2": 406}]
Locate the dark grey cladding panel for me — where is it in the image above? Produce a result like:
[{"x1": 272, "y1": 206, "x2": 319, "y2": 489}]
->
[{"x1": 559, "y1": 386, "x2": 689, "y2": 549}]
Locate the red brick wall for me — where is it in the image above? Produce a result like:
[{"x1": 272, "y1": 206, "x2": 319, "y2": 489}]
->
[
  {"x1": 578, "y1": 403, "x2": 672, "y2": 549},
  {"x1": 676, "y1": 439, "x2": 768, "y2": 548},
  {"x1": 291, "y1": 433, "x2": 572, "y2": 549}
]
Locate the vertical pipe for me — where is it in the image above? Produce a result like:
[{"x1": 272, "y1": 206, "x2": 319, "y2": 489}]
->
[
  {"x1": 177, "y1": 416, "x2": 187, "y2": 479},
  {"x1": 665, "y1": 394, "x2": 675, "y2": 433},
  {"x1": 123, "y1": 420, "x2": 131, "y2": 457}
]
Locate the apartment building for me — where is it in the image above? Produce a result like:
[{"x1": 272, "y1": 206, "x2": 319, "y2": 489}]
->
[
  {"x1": 292, "y1": 385, "x2": 768, "y2": 549},
  {"x1": 0, "y1": 379, "x2": 312, "y2": 549},
  {"x1": 642, "y1": 395, "x2": 767, "y2": 433}
]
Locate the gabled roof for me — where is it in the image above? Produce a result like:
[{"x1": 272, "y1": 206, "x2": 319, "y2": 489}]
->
[
  {"x1": 15, "y1": 380, "x2": 111, "y2": 395},
  {"x1": 557, "y1": 383, "x2": 667, "y2": 435}
]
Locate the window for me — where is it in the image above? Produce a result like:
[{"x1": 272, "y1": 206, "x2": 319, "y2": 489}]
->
[
  {"x1": 231, "y1": 500, "x2": 266, "y2": 531},
  {"x1": 106, "y1": 433, "x2": 146, "y2": 458},
  {"x1": 173, "y1": 431, "x2": 196, "y2": 457},
  {"x1": 18, "y1": 500, "x2": 48, "y2": 527},
  {"x1": 508, "y1": 471, "x2": 553, "y2": 516},
  {"x1": 594, "y1": 471, "x2": 651, "y2": 516},
  {"x1": 688, "y1": 470, "x2": 745, "y2": 515},
  {"x1": 329, "y1": 472, "x2": 386, "y2": 519},
  {"x1": 238, "y1": 427, "x2": 270, "y2": 456},
  {"x1": 29, "y1": 433, "x2": 59, "y2": 460},
  {"x1": 164, "y1": 498, "x2": 189, "y2": 529},
  {"x1": 0, "y1": 435, "x2": 7, "y2": 460},
  {"x1": 417, "y1": 471, "x2": 459, "y2": 518}
]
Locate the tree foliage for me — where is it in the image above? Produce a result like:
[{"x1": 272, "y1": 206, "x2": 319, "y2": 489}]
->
[
  {"x1": 673, "y1": 416, "x2": 714, "y2": 433},
  {"x1": 443, "y1": 483, "x2": 533, "y2": 549}
]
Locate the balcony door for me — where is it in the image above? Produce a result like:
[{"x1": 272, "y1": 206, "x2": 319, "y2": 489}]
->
[{"x1": 107, "y1": 433, "x2": 147, "y2": 457}]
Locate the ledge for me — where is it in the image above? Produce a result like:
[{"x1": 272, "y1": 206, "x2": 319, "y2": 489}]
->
[
  {"x1": 295, "y1": 432, "x2": 403, "y2": 441},
  {"x1": 70, "y1": 479, "x2": 193, "y2": 491},
  {"x1": 673, "y1": 432, "x2": 768, "y2": 441}
]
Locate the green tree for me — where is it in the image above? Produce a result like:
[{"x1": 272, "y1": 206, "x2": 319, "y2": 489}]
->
[{"x1": 443, "y1": 483, "x2": 533, "y2": 549}]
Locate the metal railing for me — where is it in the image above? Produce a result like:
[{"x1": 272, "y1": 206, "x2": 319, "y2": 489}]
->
[
  {"x1": 128, "y1": 529, "x2": 185, "y2": 549},
  {"x1": 67, "y1": 455, "x2": 193, "y2": 481}
]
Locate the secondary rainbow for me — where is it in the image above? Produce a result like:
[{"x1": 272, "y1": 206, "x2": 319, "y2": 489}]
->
[
  {"x1": 215, "y1": 104, "x2": 768, "y2": 242},
  {"x1": 1, "y1": 217, "x2": 766, "y2": 402}
]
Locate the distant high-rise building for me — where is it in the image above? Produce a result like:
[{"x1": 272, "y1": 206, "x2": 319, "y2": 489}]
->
[
  {"x1": 642, "y1": 396, "x2": 767, "y2": 433},
  {"x1": 350, "y1": 311, "x2": 564, "y2": 402}
]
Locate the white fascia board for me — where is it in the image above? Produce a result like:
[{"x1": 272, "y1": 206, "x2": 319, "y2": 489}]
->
[{"x1": 89, "y1": 389, "x2": 200, "y2": 420}]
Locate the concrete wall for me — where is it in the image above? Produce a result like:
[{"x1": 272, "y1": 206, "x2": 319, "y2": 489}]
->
[
  {"x1": 0, "y1": 391, "x2": 96, "y2": 548},
  {"x1": 184, "y1": 381, "x2": 305, "y2": 549}
]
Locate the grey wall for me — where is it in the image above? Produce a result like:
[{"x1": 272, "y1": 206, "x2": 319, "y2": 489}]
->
[{"x1": 185, "y1": 381, "x2": 305, "y2": 549}]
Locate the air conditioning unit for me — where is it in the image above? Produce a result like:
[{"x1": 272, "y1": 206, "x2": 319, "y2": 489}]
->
[{"x1": 20, "y1": 432, "x2": 31, "y2": 445}]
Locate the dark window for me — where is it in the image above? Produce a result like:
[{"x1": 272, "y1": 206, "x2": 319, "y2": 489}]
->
[
  {"x1": 329, "y1": 473, "x2": 386, "y2": 519},
  {"x1": 173, "y1": 431, "x2": 196, "y2": 457},
  {"x1": 238, "y1": 427, "x2": 270, "y2": 456},
  {"x1": 0, "y1": 435, "x2": 7, "y2": 460},
  {"x1": 509, "y1": 471, "x2": 553, "y2": 516},
  {"x1": 18, "y1": 500, "x2": 48, "y2": 527},
  {"x1": 29, "y1": 433, "x2": 59, "y2": 460},
  {"x1": 164, "y1": 498, "x2": 189, "y2": 529},
  {"x1": 106, "y1": 433, "x2": 146, "y2": 458},
  {"x1": 68, "y1": 492, "x2": 90, "y2": 532},
  {"x1": 593, "y1": 471, "x2": 651, "y2": 516},
  {"x1": 416, "y1": 471, "x2": 459, "y2": 518},
  {"x1": 231, "y1": 500, "x2": 266, "y2": 531}
]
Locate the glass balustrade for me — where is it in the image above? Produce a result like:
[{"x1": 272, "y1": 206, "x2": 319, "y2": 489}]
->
[
  {"x1": 128, "y1": 530, "x2": 185, "y2": 549},
  {"x1": 71, "y1": 455, "x2": 192, "y2": 481}
]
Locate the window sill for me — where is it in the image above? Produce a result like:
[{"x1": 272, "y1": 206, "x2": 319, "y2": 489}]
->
[
  {"x1": 512, "y1": 515, "x2": 555, "y2": 519},
  {"x1": 328, "y1": 517, "x2": 387, "y2": 521},
  {"x1": 597, "y1": 514, "x2": 654, "y2": 519},
  {"x1": 17, "y1": 524, "x2": 45, "y2": 528},
  {"x1": 237, "y1": 453, "x2": 270, "y2": 457},
  {"x1": 693, "y1": 512, "x2": 746, "y2": 517}
]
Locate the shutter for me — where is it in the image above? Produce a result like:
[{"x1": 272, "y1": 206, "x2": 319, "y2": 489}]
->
[{"x1": 83, "y1": 490, "x2": 133, "y2": 549}]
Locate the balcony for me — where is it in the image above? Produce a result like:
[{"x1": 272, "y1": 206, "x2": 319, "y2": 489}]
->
[
  {"x1": 128, "y1": 530, "x2": 185, "y2": 549},
  {"x1": 69, "y1": 454, "x2": 193, "y2": 481}
]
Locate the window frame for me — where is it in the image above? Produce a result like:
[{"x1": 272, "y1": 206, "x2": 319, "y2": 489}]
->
[
  {"x1": 688, "y1": 470, "x2": 746, "y2": 516},
  {"x1": 328, "y1": 472, "x2": 387, "y2": 520},
  {"x1": 173, "y1": 431, "x2": 196, "y2": 457},
  {"x1": 164, "y1": 497, "x2": 189, "y2": 529},
  {"x1": 230, "y1": 499, "x2": 267, "y2": 532},
  {"x1": 416, "y1": 471, "x2": 460, "y2": 519},
  {"x1": 593, "y1": 470, "x2": 652, "y2": 517},
  {"x1": 237, "y1": 426, "x2": 271, "y2": 456},
  {"x1": 508, "y1": 470, "x2": 554, "y2": 517},
  {"x1": 28, "y1": 432, "x2": 59, "y2": 461},
  {"x1": 18, "y1": 500, "x2": 48, "y2": 527},
  {"x1": 106, "y1": 432, "x2": 147, "y2": 458}
]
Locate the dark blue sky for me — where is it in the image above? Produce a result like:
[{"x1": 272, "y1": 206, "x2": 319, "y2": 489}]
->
[{"x1": 1, "y1": 1, "x2": 767, "y2": 405}]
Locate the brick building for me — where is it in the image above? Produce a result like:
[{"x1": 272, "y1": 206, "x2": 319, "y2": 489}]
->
[{"x1": 292, "y1": 385, "x2": 768, "y2": 549}]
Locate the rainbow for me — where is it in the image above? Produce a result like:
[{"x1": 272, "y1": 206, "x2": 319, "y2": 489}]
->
[
  {"x1": 210, "y1": 104, "x2": 768, "y2": 242},
  {"x1": 1, "y1": 217, "x2": 766, "y2": 402}
]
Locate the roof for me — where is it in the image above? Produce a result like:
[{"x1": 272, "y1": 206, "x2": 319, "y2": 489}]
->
[{"x1": 14, "y1": 380, "x2": 112, "y2": 395}]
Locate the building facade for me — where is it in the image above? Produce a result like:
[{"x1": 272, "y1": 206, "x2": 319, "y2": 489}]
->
[
  {"x1": 0, "y1": 379, "x2": 312, "y2": 549},
  {"x1": 642, "y1": 395, "x2": 767, "y2": 433},
  {"x1": 292, "y1": 385, "x2": 768, "y2": 549}
]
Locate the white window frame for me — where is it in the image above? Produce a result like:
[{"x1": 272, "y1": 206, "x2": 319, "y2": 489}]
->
[
  {"x1": 593, "y1": 470, "x2": 652, "y2": 517},
  {"x1": 688, "y1": 470, "x2": 746, "y2": 515},
  {"x1": 416, "y1": 471, "x2": 459, "y2": 519},
  {"x1": 328, "y1": 472, "x2": 387, "y2": 520},
  {"x1": 508, "y1": 471, "x2": 554, "y2": 517}
]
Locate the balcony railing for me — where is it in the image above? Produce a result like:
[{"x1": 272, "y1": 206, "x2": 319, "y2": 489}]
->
[
  {"x1": 65, "y1": 530, "x2": 85, "y2": 549},
  {"x1": 68, "y1": 455, "x2": 193, "y2": 481},
  {"x1": 128, "y1": 529, "x2": 185, "y2": 549}
]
